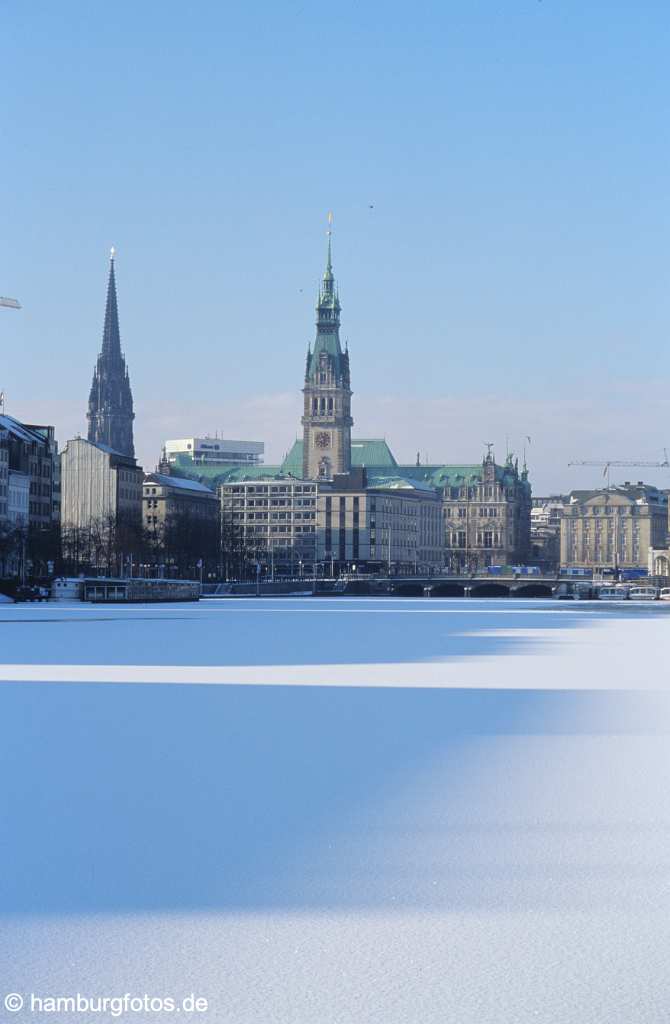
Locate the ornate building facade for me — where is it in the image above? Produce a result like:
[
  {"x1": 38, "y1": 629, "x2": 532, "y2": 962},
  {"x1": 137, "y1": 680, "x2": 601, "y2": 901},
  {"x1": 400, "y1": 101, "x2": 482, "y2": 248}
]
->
[
  {"x1": 87, "y1": 250, "x2": 135, "y2": 458},
  {"x1": 438, "y1": 451, "x2": 532, "y2": 571},
  {"x1": 301, "y1": 237, "x2": 352, "y2": 480},
  {"x1": 560, "y1": 484, "x2": 667, "y2": 570}
]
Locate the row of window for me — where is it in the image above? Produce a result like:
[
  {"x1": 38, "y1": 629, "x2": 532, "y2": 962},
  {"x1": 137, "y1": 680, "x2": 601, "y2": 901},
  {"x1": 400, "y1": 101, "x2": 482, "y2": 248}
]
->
[
  {"x1": 237, "y1": 511, "x2": 316, "y2": 521},
  {"x1": 446, "y1": 531, "x2": 505, "y2": 548},
  {"x1": 445, "y1": 506, "x2": 506, "y2": 519},
  {"x1": 311, "y1": 396, "x2": 335, "y2": 414},
  {"x1": 245, "y1": 525, "x2": 316, "y2": 535},
  {"x1": 227, "y1": 486, "x2": 316, "y2": 496},
  {"x1": 447, "y1": 486, "x2": 519, "y2": 500}
]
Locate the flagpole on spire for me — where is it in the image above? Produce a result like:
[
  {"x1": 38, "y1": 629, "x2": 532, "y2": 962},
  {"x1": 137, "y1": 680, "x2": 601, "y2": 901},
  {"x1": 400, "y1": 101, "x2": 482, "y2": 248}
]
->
[{"x1": 326, "y1": 211, "x2": 333, "y2": 271}]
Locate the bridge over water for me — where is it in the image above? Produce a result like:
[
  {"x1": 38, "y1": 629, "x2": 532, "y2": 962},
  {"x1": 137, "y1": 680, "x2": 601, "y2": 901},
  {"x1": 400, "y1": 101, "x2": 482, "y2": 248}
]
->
[
  {"x1": 336, "y1": 575, "x2": 562, "y2": 598},
  {"x1": 208, "y1": 574, "x2": 574, "y2": 599}
]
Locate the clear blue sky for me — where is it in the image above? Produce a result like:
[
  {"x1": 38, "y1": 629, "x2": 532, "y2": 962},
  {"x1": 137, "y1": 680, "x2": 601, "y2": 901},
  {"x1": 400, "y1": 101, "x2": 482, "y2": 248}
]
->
[{"x1": 2, "y1": 0, "x2": 669, "y2": 492}]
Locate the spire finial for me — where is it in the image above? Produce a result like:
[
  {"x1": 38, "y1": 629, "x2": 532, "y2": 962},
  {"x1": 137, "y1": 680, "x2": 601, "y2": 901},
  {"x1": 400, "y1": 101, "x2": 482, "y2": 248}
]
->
[
  {"x1": 110, "y1": 245, "x2": 116, "y2": 261},
  {"x1": 326, "y1": 211, "x2": 333, "y2": 271}
]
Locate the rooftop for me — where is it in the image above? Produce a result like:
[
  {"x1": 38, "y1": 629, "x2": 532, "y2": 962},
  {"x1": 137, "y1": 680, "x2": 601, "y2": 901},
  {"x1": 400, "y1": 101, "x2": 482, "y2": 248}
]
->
[
  {"x1": 144, "y1": 473, "x2": 216, "y2": 495},
  {"x1": 568, "y1": 484, "x2": 667, "y2": 505},
  {"x1": 0, "y1": 414, "x2": 48, "y2": 446},
  {"x1": 63, "y1": 436, "x2": 139, "y2": 467}
]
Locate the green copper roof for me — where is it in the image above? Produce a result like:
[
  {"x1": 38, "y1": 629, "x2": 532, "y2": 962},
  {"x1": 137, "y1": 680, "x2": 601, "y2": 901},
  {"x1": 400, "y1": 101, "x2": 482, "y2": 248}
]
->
[
  {"x1": 281, "y1": 438, "x2": 398, "y2": 476},
  {"x1": 396, "y1": 463, "x2": 530, "y2": 491},
  {"x1": 367, "y1": 474, "x2": 439, "y2": 493},
  {"x1": 304, "y1": 236, "x2": 349, "y2": 386},
  {"x1": 350, "y1": 439, "x2": 398, "y2": 467},
  {"x1": 281, "y1": 441, "x2": 303, "y2": 476},
  {"x1": 170, "y1": 446, "x2": 530, "y2": 494},
  {"x1": 169, "y1": 454, "x2": 287, "y2": 488}
]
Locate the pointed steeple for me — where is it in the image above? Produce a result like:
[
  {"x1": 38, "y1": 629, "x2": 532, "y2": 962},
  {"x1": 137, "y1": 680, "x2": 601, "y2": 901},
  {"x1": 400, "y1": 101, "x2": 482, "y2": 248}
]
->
[
  {"x1": 319, "y1": 212, "x2": 338, "y2": 305},
  {"x1": 87, "y1": 248, "x2": 136, "y2": 458},
  {"x1": 305, "y1": 219, "x2": 347, "y2": 385},
  {"x1": 102, "y1": 247, "x2": 122, "y2": 358}
]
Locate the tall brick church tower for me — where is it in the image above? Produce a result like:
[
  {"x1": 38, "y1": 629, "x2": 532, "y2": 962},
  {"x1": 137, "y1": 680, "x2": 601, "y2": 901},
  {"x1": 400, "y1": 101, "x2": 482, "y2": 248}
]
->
[
  {"x1": 301, "y1": 227, "x2": 352, "y2": 480},
  {"x1": 87, "y1": 249, "x2": 135, "y2": 458}
]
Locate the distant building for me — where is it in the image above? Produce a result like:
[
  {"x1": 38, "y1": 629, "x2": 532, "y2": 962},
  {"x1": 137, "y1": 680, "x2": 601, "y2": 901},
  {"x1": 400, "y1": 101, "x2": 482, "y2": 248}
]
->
[
  {"x1": 560, "y1": 483, "x2": 668, "y2": 570},
  {"x1": 0, "y1": 414, "x2": 58, "y2": 529},
  {"x1": 437, "y1": 451, "x2": 531, "y2": 571},
  {"x1": 60, "y1": 437, "x2": 143, "y2": 534},
  {"x1": 143, "y1": 472, "x2": 218, "y2": 534},
  {"x1": 164, "y1": 436, "x2": 264, "y2": 475},
  {"x1": 317, "y1": 469, "x2": 443, "y2": 573},
  {"x1": 648, "y1": 547, "x2": 670, "y2": 578},
  {"x1": 530, "y1": 496, "x2": 566, "y2": 573},
  {"x1": 219, "y1": 467, "x2": 443, "y2": 575},
  {"x1": 87, "y1": 250, "x2": 136, "y2": 458},
  {"x1": 219, "y1": 478, "x2": 319, "y2": 573}
]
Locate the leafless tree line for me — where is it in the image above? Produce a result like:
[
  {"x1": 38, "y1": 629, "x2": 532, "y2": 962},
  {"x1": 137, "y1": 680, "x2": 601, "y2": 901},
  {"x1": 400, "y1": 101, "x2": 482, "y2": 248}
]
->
[{"x1": 1, "y1": 510, "x2": 303, "y2": 583}]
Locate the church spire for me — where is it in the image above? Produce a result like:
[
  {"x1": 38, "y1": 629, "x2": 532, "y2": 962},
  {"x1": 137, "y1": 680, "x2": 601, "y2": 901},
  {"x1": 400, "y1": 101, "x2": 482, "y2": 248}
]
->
[
  {"x1": 87, "y1": 248, "x2": 136, "y2": 458},
  {"x1": 102, "y1": 247, "x2": 122, "y2": 358}
]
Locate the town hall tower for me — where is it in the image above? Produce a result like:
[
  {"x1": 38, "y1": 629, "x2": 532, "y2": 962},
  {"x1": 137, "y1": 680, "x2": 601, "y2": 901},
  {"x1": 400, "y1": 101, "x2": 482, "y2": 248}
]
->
[{"x1": 301, "y1": 229, "x2": 352, "y2": 480}]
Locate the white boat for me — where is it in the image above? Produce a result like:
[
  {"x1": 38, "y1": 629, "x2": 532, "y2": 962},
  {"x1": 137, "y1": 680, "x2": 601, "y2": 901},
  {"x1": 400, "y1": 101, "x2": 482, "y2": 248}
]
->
[
  {"x1": 659, "y1": 587, "x2": 670, "y2": 602},
  {"x1": 51, "y1": 577, "x2": 84, "y2": 600},
  {"x1": 628, "y1": 585, "x2": 659, "y2": 601},
  {"x1": 597, "y1": 586, "x2": 629, "y2": 601}
]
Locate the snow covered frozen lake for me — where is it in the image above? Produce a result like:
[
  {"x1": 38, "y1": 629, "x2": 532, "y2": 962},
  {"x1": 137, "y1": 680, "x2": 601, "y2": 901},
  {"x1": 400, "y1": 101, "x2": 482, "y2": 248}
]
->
[{"x1": 1, "y1": 597, "x2": 670, "y2": 1023}]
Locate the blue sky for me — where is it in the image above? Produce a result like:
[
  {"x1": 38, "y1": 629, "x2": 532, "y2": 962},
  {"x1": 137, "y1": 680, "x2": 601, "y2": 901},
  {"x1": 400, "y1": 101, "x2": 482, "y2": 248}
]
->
[{"x1": 2, "y1": 0, "x2": 669, "y2": 491}]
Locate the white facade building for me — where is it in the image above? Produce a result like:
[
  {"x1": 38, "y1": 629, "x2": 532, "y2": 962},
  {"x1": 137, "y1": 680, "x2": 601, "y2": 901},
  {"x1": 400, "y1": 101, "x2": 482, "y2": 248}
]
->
[
  {"x1": 164, "y1": 437, "x2": 264, "y2": 469},
  {"x1": 60, "y1": 437, "x2": 143, "y2": 533}
]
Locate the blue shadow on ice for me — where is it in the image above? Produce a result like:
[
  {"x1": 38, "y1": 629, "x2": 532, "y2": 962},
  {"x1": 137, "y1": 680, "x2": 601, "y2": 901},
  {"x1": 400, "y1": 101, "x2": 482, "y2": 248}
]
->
[
  {"x1": 2, "y1": 680, "x2": 670, "y2": 915},
  {"x1": 0, "y1": 597, "x2": 650, "y2": 667}
]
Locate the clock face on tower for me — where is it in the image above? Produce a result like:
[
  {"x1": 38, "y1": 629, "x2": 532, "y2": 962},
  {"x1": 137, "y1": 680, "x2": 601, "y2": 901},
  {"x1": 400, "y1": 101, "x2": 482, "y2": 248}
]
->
[{"x1": 314, "y1": 431, "x2": 331, "y2": 449}]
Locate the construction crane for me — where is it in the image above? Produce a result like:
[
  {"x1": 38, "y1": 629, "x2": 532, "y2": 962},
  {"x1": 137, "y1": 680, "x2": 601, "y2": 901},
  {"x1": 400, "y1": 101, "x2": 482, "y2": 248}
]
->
[{"x1": 568, "y1": 451, "x2": 670, "y2": 488}]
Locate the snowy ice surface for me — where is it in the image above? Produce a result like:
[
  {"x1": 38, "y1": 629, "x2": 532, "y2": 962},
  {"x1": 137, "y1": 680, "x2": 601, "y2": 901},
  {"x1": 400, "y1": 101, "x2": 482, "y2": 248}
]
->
[{"x1": 1, "y1": 597, "x2": 670, "y2": 1023}]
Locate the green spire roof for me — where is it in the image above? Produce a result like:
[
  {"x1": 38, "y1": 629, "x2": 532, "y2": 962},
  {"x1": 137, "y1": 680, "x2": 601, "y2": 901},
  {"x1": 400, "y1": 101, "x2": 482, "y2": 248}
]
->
[{"x1": 305, "y1": 231, "x2": 349, "y2": 386}]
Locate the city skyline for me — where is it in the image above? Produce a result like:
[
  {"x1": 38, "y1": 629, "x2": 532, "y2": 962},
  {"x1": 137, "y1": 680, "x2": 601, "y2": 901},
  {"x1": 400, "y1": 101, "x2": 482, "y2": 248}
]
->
[
  {"x1": 3, "y1": 239, "x2": 669, "y2": 495},
  {"x1": 3, "y1": 2, "x2": 670, "y2": 493}
]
